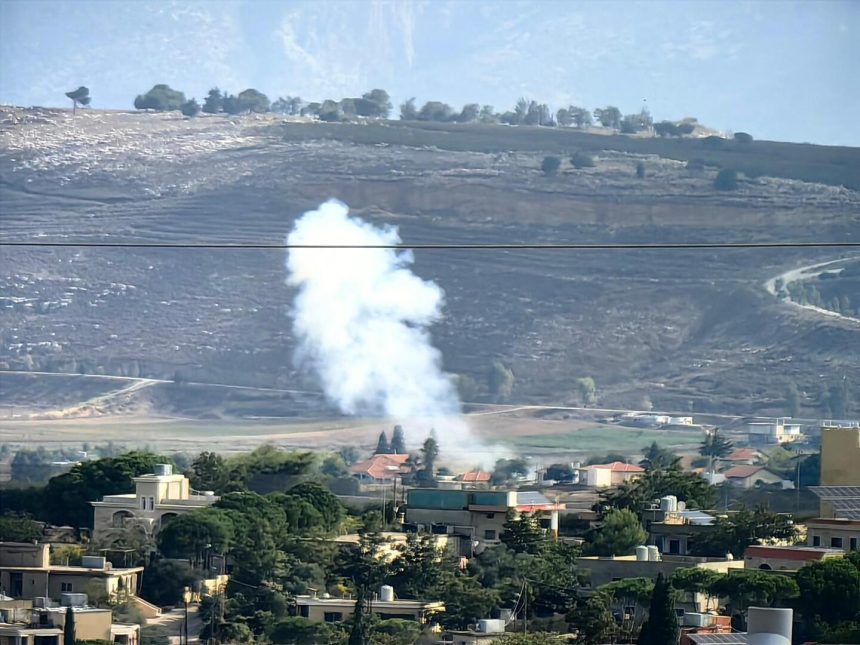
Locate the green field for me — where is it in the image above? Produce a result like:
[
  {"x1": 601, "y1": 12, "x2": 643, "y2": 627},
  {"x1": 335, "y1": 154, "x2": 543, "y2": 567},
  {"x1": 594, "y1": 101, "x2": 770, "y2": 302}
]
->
[{"x1": 507, "y1": 426, "x2": 703, "y2": 455}]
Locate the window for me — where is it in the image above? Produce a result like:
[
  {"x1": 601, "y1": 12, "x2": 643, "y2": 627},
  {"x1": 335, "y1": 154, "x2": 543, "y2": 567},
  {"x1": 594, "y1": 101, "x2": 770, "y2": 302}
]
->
[
  {"x1": 323, "y1": 612, "x2": 343, "y2": 623},
  {"x1": 148, "y1": 496, "x2": 154, "y2": 510},
  {"x1": 485, "y1": 513, "x2": 495, "y2": 519},
  {"x1": 812, "y1": 535, "x2": 821, "y2": 546},
  {"x1": 850, "y1": 537, "x2": 857, "y2": 551},
  {"x1": 669, "y1": 539, "x2": 680, "y2": 554},
  {"x1": 484, "y1": 529, "x2": 496, "y2": 540},
  {"x1": 299, "y1": 605, "x2": 309, "y2": 618},
  {"x1": 831, "y1": 537, "x2": 843, "y2": 548},
  {"x1": 140, "y1": 497, "x2": 146, "y2": 510},
  {"x1": 61, "y1": 582, "x2": 73, "y2": 592}
]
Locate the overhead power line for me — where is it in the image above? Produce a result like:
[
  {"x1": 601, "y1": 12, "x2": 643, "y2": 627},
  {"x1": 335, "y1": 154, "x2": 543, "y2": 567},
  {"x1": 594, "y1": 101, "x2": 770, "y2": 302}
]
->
[{"x1": 0, "y1": 241, "x2": 858, "y2": 250}]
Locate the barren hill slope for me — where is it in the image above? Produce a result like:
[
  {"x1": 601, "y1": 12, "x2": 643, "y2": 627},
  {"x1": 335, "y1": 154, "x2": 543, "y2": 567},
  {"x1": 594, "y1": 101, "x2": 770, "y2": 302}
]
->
[{"x1": 1, "y1": 107, "x2": 858, "y2": 418}]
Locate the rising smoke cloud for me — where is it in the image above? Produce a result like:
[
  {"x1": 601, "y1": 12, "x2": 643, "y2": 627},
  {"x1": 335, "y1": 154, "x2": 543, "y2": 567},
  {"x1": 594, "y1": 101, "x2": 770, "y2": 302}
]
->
[{"x1": 286, "y1": 199, "x2": 479, "y2": 453}]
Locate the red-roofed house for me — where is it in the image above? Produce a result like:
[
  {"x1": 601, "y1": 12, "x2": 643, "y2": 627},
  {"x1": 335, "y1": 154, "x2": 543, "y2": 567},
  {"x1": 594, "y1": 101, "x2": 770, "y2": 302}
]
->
[
  {"x1": 579, "y1": 461, "x2": 645, "y2": 488},
  {"x1": 725, "y1": 448, "x2": 763, "y2": 464},
  {"x1": 350, "y1": 454, "x2": 412, "y2": 483},
  {"x1": 723, "y1": 465, "x2": 782, "y2": 489},
  {"x1": 456, "y1": 471, "x2": 492, "y2": 489}
]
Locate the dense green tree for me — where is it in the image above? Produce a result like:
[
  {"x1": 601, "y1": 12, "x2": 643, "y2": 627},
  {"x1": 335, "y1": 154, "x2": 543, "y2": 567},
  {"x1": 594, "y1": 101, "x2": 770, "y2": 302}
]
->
[
  {"x1": 417, "y1": 101, "x2": 454, "y2": 122},
  {"x1": 714, "y1": 168, "x2": 739, "y2": 190},
  {"x1": 495, "y1": 634, "x2": 567, "y2": 644},
  {"x1": 44, "y1": 451, "x2": 170, "y2": 527},
  {"x1": 593, "y1": 106, "x2": 621, "y2": 129},
  {"x1": 157, "y1": 508, "x2": 234, "y2": 565},
  {"x1": 202, "y1": 88, "x2": 223, "y2": 114},
  {"x1": 236, "y1": 88, "x2": 270, "y2": 113},
  {"x1": 671, "y1": 567, "x2": 723, "y2": 612},
  {"x1": 334, "y1": 533, "x2": 393, "y2": 645},
  {"x1": 501, "y1": 511, "x2": 548, "y2": 554},
  {"x1": 188, "y1": 451, "x2": 230, "y2": 493},
  {"x1": 139, "y1": 559, "x2": 202, "y2": 606},
  {"x1": 180, "y1": 99, "x2": 200, "y2": 117},
  {"x1": 390, "y1": 426, "x2": 407, "y2": 455},
  {"x1": 600, "y1": 577, "x2": 653, "y2": 638},
  {"x1": 0, "y1": 513, "x2": 43, "y2": 541},
  {"x1": 556, "y1": 108, "x2": 572, "y2": 127},
  {"x1": 568, "y1": 591, "x2": 616, "y2": 644},
  {"x1": 699, "y1": 430, "x2": 733, "y2": 478},
  {"x1": 227, "y1": 446, "x2": 316, "y2": 493},
  {"x1": 432, "y1": 570, "x2": 499, "y2": 629},
  {"x1": 795, "y1": 553, "x2": 860, "y2": 629},
  {"x1": 134, "y1": 84, "x2": 185, "y2": 111},
  {"x1": 637, "y1": 573, "x2": 678, "y2": 645},
  {"x1": 587, "y1": 508, "x2": 646, "y2": 557},
  {"x1": 65, "y1": 86, "x2": 91, "y2": 114},
  {"x1": 690, "y1": 505, "x2": 796, "y2": 558},
  {"x1": 488, "y1": 360, "x2": 515, "y2": 402},
  {"x1": 287, "y1": 481, "x2": 346, "y2": 532},
  {"x1": 529, "y1": 541, "x2": 582, "y2": 616},
  {"x1": 639, "y1": 442, "x2": 680, "y2": 470},
  {"x1": 354, "y1": 89, "x2": 391, "y2": 118},
  {"x1": 601, "y1": 463, "x2": 716, "y2": 515},
  {"x1": 417, "y1": 436, "x2": 439, "y2": 484},
  {"x1": 269, "y1": 617, "x2": 333, "y2": 644},
  {"x1": 390, "y1": 534, "x2": 442, "y2": 598},
  {"x1": 710, "y1": 570, "x2": 798, "y2": 622},
  {"x1": 541, "y1": 155, "x2": 561, "y2": 176}
]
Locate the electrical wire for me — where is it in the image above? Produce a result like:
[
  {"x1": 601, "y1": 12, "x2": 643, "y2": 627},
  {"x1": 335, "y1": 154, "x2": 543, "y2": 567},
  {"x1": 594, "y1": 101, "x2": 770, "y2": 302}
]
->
[{"x1": 0, "y1": 241, "x2": 858, "y2": 249}]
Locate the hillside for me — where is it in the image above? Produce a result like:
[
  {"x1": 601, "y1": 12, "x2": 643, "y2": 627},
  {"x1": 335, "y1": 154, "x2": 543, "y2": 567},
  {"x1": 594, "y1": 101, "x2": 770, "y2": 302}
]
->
[{"x1": 1, "y1": 107, "x2": 858, "y2": 421}]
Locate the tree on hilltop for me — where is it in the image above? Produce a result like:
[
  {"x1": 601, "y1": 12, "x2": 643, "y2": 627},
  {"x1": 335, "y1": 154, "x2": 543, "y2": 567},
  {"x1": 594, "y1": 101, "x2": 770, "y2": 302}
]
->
[
  {"x1": 374, "y1": 431, "x2": 391, "y2": 455},
  {"x1": 180, "y1": 99, "x2": 200, "y2": 117},
  {"x1": 202, "y1": 88, "x2": 223, "y2": 114},
  {"x1": 593, "y1": 106, "x2": 621, "y2": 129},
  {"x1": 541, "y1": 155, "x2": 561, "y2": 176},
  {"x1": 399, "y1": 97, "x2": 418, "y2": 120},
  {"x1": 65, "y1": 86, "x2": 91, "y2": 115},
  {"x1": 134, "y1": 84, "x2": 185, "y2": 111},
  {"x1": 390, "y1": 425, "x2": 406, "y2": 455}
]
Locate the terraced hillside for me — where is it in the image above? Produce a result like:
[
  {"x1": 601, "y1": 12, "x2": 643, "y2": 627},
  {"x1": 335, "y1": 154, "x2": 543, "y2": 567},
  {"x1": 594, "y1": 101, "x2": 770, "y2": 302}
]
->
[{"x1": 1, "y1": 107, "x2": 858, "y2": 419}]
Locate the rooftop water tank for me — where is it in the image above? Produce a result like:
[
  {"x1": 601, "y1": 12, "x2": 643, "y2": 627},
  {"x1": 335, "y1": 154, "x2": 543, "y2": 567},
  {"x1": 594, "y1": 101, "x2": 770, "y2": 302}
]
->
[
  {"x1": 635, "y1": 545, "x2": 649, "y2": 561},
  {"x1": 61, "y1": 593, "x2": 88, "y2": 607},
  {"x1": 660, "y1": 495, "x2": 678, "y2": 512},
  {"x1": 154, "y1": 464, "x2": 173, "y2": 476},
  {"x1": 477, "y1": 619, "x2": 506, "y2": 634},
  {"x1": 647, "y1": 545, "x2": 660, "y2": 561},
  {"x1": 379, "y1": 585, "x2": 394, "y2": 602},
  {"x1": 747, "y1": 607, "x2": 792, "y2": 645},
  {"x1": 81, "y1": 555, "x2": 106, "y2": 569}
]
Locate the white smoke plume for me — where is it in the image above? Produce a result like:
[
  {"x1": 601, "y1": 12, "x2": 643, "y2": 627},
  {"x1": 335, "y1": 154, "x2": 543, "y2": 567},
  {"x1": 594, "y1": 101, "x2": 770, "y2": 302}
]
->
[{"x1": 286, "y1": 199, "x2": 480, "y2": 454}]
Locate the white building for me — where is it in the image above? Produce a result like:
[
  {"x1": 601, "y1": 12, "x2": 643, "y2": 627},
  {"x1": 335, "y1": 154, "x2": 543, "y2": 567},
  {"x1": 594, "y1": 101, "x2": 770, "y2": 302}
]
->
[
  {"x1": 91, "y1": 464, "x2": 218, "y2": 545},
  {"x1": 747, "y1": 419, "x2": 802, "y2": 444}
]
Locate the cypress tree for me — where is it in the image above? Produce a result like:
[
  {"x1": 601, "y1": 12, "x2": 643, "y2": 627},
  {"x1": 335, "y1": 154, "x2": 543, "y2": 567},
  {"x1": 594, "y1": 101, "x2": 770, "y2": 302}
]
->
[
  {"x1": 637, "y1": 572, "x2": 678, "y2": 645},
  {"x1": 390, "y1": 425, "x2": 406, "y2": 454},
  {"x1": 374, "y1": 431, "x2": 390, "y2": 455},
  {"x1": 64, "y1": 606, "x2": 76, "y2": 645}
]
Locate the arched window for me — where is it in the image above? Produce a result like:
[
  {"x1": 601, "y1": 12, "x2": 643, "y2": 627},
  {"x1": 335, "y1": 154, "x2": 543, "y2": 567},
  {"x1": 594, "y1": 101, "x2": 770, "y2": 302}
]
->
[
  {"x1": 160, "y1": 513, "x2": 178, "y2": 529},
  {"x1": 112, "y1": 510, "x2": 134, "y2": 529},
  {"x1": 759, "y1": 563, "x2": 772, "y2": 570}
]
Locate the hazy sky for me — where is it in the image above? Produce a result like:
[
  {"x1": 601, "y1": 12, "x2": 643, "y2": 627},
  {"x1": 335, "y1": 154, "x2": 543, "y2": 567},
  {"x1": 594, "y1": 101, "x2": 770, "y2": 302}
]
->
[{"x1": 1, "y1": 0, "x2": 857, "y2": 146}]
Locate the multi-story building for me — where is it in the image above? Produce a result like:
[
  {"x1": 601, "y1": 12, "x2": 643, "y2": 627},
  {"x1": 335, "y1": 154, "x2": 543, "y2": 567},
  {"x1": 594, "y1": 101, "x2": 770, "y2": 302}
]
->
[
  {"x1": 91, "y1": 464, "x2": 218, "y2": 545},
  {"x1": 0, "y1": 543, "x2": 141, "y2": 603},
  {"x1": 404, "y1": 489, "x2": 560, "y2": 555},
  {"x1": 577, "y1": 461, "x2": 644, "y2": 488},
  {"x1": 746, "y1": 419, "x2": 802, "y2": 445},
  {"x1": 807, "y1": 424, "x2": 860, "y2": 552},
  {"x1": 294, "y1": 586, "x2": 443, "y2": 624},
  {"x1": 0, "y1": 601, "x2": 139, "y2": 645}
]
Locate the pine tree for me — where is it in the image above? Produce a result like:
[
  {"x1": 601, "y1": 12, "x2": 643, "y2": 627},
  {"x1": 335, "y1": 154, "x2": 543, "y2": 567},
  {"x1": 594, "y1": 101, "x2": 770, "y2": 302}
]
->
[
  {"x1": 374, "y1": 431, "x2": 390, "y2": 455},
  {"x1": 637, "y1": 572, "x2": 678, "y2": 645},
  {"x1": 390, "y1": 425, "x2": 406, "y2": 454},
  {"x1": 64, "y1": 606, "x2": 76, "y2": 645}
]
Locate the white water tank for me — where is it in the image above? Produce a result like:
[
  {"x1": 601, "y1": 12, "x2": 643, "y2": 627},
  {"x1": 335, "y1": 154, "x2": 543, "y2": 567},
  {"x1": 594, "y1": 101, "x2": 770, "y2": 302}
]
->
[
  {"x1": 747, "y1": 607, "x2": 792, "y2": 645},
  {"x1": 379, "y1": 585, "x2": 394, "y2": 602},
  {"x1": 477, "y1": 619, "x2": 506, "y2": 634},
  {"x1": 61, "y1": 593, "x2": 88, "y2": 607},
  {"x1": 635, "y1": 546, "x2": 649, "y2": 561},
  {"x1": 647, "y1": 545, "x2": 660, "y2": 561},
  {"x1": 660, "y1": 495, "x2": 677, "y2": 512},
  {"x1": 81, "y1": 555, "x2": 106, "y2": 569}
]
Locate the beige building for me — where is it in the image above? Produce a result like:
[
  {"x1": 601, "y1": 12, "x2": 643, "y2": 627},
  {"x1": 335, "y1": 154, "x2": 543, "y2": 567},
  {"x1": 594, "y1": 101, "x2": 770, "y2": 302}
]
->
[
  {"x1": 722, "y1": 465, "x2": 783, "y2": 489},
  {"x1": 577, "y1": 554, "x2": 743, "y2": 612},
  {"x1": 0, "y1": 602, "x2": 139, "y2": 644},
  {"x1": 819, "y1": 424, "x2": 860, "y2": 489},
  {"x1": 578, "y1": 462, "x2": 644, "y2": 488},
  {"x1": 404, "y1": 489, "x2": 560, "y2": 555},
  {"x1": 295, "y1": 587, "x2": 443, "y2": 624},
  {"x1": 805, "y1": 518, "x2": 860, "y2": 551},
  {"x1": 0, "y1": 543, "x2": 141, "y2": 603},
  {"x1": 747, "y1": 419, "x2": 802, "y2": 445},
  {"x1": 91, "y1": 464, "x2": 218, "y2": 545}
]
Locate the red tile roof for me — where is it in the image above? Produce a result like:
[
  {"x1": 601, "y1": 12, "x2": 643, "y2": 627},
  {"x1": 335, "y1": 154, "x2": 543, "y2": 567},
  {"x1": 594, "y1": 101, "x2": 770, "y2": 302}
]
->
[
  {"x1": 723, "y1": 465, "x2": 766, "y2": 479},
  {"x1": 587, "y1": 461, "x2": 645, "y2": 473},
  {"x1": 727, "y1": 448, "x2": 760, "y2": 461},
  {"x1": 459, "y1": 471, "x2": 492, "y2": 483},
  {"x1": 350, "y1": 454, "x2": 411, "y2": 480}
]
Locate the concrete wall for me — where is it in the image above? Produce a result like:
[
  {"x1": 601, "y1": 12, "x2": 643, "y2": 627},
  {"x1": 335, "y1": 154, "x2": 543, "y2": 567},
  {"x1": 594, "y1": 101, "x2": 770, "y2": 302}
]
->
[
  {"x1": 806, "y1": 519, "x2": 860, "y2": 551},
  {"x1": 0, "y1": 544, "x2": 50, "y2": 568}
]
